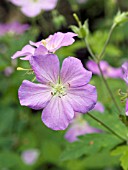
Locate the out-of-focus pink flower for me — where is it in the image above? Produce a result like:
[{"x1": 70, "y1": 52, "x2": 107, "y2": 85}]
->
[
  {"x1": 21, "y1": 149, "x2": 39, "y2": 165},
  {"x1": 11, "y1": 32, "x2": 77, "y2": 60},
  {"x1": 65, "y1": 113, "x2": 101, "y2": 142},
  {"x1": 121, "y1": 62, "x2": 128, "y2": 116},
  {"x1": 122, "y1": 61, "x2": 128, "y2": 85},
  {"x1": 9, "y1": 0, "x2": 58, "y2": 17},
  {"x1": 4, "y1": 66, "x2": 14, "y2": 77},
  {"x1": 86, "y1": 60, "x2": 122, "y2": 79},
  {"x1": 91, "y1": 102, "x2": 105, "y2": 113},
  {"x1": 0, "y1": 22, "x2": 29, "y2": 36},
  {"x1": 4, "y1": 60, "x2": 17, "y2": 77}
]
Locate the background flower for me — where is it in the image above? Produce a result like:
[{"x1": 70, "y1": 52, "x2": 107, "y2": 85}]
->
[
  {"x1": 9, "y1": 0, "x2": 58, "y2": 17},
  {"x1": 65, "y1": 113, "x2": 101, "y2": 142},
  {"x1": 91, "y1": 101, "x2": 105, "y2": 113},
  {"x1": 86, "y1": 60, "x2": 122, "y2": 78},
  {"x1": 0, "y1": 21, "x2": 29, "y2": 36},
  {"x1": 122, "y1": 61, "x2": 128, "y2": 85},
  {"x1": 21, "y1": 149, "x2": 39, "y2": 165}
]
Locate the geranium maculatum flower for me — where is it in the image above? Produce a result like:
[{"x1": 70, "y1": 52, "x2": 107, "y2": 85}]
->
[
  {"x1": 9, "y1": 0, "x2": 58, "y2": 17},
  {"x1": 65, "y1": 113, "x2": 101, "y2": 142},
  {"x1": 11, "y1": 32, "x2": 77, "y2": 60},
  {"x1": 86, "y1": 60, "x2": 122, "y2": 79},
  {"x1": 18, "y1": 54, "x2": 97, "y2": 130}
]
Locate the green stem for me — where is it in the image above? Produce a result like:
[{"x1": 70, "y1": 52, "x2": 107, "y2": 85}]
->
[
  {"x1": 97, "y1": 63, "x2": 121, "y2": 114},
  {"x1": 87, "y1": 112, "x2": 126, "y2": 141},
  {"x1": 98, "y1": 23, "x2": 116, "y2": 61},
  {"x1": 84, "y1": 25, "x2": 121, "y2": 114},
  {"x1": 85, "y1": 38, "x2": 96, "y2": 61}
]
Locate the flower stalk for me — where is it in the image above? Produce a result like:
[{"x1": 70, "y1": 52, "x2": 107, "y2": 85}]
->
[
  {"x1": 84, "y1": 24, "x2": 121, "y2": 114},
  {"x1": 87, "y1": 112, "x2": 126, "y2": 141}
]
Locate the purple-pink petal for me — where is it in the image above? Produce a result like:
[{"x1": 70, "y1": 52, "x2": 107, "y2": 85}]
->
[
  {"x1": 11, "y1": 45, "x2": 35, "y2": 60},
  {"x1": 0, "y1": 22, "x2": 29, "y2": 36},
  {"x1": 46, "y1": 32, "x2": 77, "y2": 53},
  {"x1": 65, "y1": 113, "x2": 101, "y2": 142},
  {"x1": 21, "y1": 149, "x2": 39, "y2": 165},
  {"x1": 21, "y1": 4, "x2": 42, "y2": 17},
  {"x1": 92, "y1": 102, "x2": 105, "y2": 113},
  {"x1": 86, "y1": 60, "x2": 122, "y2": 78},
  {"x1": 9, "y1": 0, "x2": 27, "y2": 6},
  {"x1": 29, "y1": 40, "x2": 42, "y2": 48},
  {"x1": 66, "y1": 84, "x2": 97, "y2": 113},
  {"x1": 61, "y1": 57, "x2": 92, "y2": 87},
  {"x1": 42, "y1": 96, "x2": 74, "y2": 130},
  {"x1": 9, "y1": 0, "x2": 58, "y2": 17},
  {"x1": 40, "y1": 0, "x2": 58, "y2": 11},
  {"x1": 34, "y1": 45, "x2": 48, "y2": 56},
  {"x1": 18, "y1": 80, "x2": 52, "y2": 110},
  {"x1": 122, "y1": 62, "x2": 128, "y2": 85},
  {"x1": 30, "y1": 54, "x2": 59, "y2": 84}
]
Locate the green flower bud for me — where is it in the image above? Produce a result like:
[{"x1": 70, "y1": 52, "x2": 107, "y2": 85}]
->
[
  {"x1": 71, "y1": 13, "x2": 89, "y2": 39},
  {"x1": 114, "y1": 11, "x2": 128, "y2": 26}
]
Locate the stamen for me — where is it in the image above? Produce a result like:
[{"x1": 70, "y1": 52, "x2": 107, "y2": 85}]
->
[{"x1": 17, "y1": 67, "x2": 32, "y2": 71}]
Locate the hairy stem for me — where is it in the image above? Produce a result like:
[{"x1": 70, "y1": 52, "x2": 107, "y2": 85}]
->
[
  {"x1": 97, "y1": 63, "x2": 121, "y2": 114},
  {"x1": 84, "y1": 24, "x2": 121, "y2": 114},
  {"x1": 87, "y1": 112, "x2": 126, "y2": 141},
  {"x1": 98, "y1": 23, "x2": 116, "y2": 61}
]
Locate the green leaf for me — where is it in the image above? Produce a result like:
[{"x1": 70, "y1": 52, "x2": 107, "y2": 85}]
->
[
  {"x1": 0, "y1": 107, "x2": 15, "y2": 135},
  {"x1": 85, "y1": 112, "x2": 128, "y2": 140},
  {"x1": 84, "y1": 151, "x2": 119, "y2": 168},
  {"x1": 0, "y1": 151, "x2": 22, "y2": 168},
  {"x1": 112, "y1": 145, "x2": 128, "y2": 170},
  {"x1": 60, "y1": 133, "x2": 122, "y2": 161}
]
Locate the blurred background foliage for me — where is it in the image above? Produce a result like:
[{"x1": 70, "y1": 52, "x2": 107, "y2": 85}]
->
[{"x1": 0, "y1": 0, "x2": 128, "y2": 169}]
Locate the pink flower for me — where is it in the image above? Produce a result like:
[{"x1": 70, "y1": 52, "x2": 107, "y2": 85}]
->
[
  {"x1": 86, "y1": 60, "x2": 122, "y2": 78},
  {"x1": 121, "y1": 62, "x2": 128, "y2": 116},
  {"x1": 21, "y1": 149, "x2": 39, "y2": 165},
  {"x1": 65, "y1": 113, "x2": 101, "y2": 142},
  {"x1": 18, "y1": 54, "x2": 97, "y2": 130},
  {"x1": 11, "y1": 32, "x2": 77, "y2": 60},
  {"x1": 9, "y1": 0, "x2": 58, "y2": 17},
  {"x1": 122, "y1": 61, "x2": 128, "y2": 85},
  {"x1": 0, "y1": 22, "x2": 29, "y2": 36},
  {"x1": 91, "y1": 102, "x2": 105, "y2": 113}
]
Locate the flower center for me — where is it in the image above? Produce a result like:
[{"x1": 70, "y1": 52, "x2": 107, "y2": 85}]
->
[
  {"x1": 42, "y1": 40, "x2": 47, "y2": 47},
  {"x1": 52, "y1": 83, "x2": 66, "y2": 97},
  {"x1": 32, "y1": 0, "x2": 38, "y2": 2}
]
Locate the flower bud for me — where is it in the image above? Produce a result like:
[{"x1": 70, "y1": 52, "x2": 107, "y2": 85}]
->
[
  {"x1": 114, "y1": 11, "x2": 128, "y2": 26},
  {"x1": 70, "y1": 14, "x2": 89, "y2": 39}
]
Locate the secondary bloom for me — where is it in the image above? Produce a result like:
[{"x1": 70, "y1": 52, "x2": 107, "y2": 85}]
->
[
  {"x1": 9, "y1": 0, "x2": 58, "y2": 17},
  {"x1": 0, "y1": 22, "x2": 29, "y2": 36},
  {"x1": 11, "y1": 32, "x2": 77, "y2": 60},
  {"x1": 65, "y1": 113, "x2": 101, "y2": 142},
  {"x1": 21, "y1": 149, "x2": 39, "y2": 165},
  {"x1": 121, "y1": 62, "x2": 128, "y2": 116},
  {"x1": 18, "y1": 54, "x2": 97, "y2": 130},
  {"x1": 122, "y1": 61, "x2": 128, "y2": 85},
  {"x1": 91, "y1": 101, "x2": 105, "y2": 113},
  {"x1": 86, "y1": 60, "x2": 122, "y2": 78}
]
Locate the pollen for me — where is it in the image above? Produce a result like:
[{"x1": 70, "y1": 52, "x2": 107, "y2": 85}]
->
[{"x1": 52, "y1": 83, "x2": 67, "y2": 97}]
